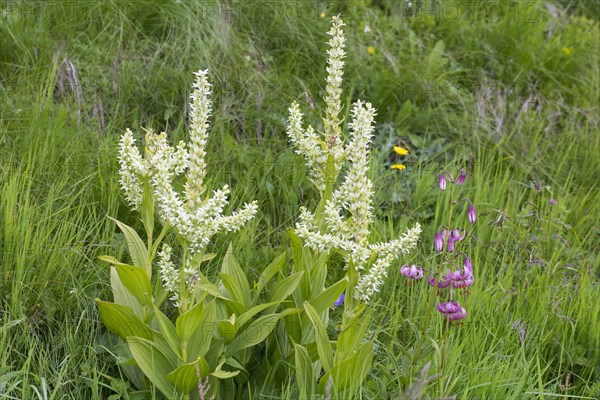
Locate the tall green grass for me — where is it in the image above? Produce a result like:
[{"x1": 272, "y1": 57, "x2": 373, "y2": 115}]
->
[{"x1": 1, "y1": 0, "x2": 598, "y2": 398}]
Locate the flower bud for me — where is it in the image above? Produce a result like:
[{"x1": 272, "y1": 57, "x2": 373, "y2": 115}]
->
[
  {"x1": 434, "y1": 231, "x2": 444, "y2": 253},
  {"x1": 468, "y1": 203, "x2": 476, "y2": 224},
  {"x1": 456, "y1": 169, "x2": 466, "y2": 186}
]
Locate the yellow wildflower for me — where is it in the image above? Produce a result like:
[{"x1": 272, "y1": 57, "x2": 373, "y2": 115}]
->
[
  {"x1": 320, "y1": 11, "x2": 326, "y2": 18},
  {"x1": 367, "y1": 46, "x2": 376, "y2": 55},
  {"x1": 393, "y1": 146, "x2": 409, "y2": 156},
  {"x1": 391, "y1": 164, "x2": 406, "y2": 170},
  {"x1": 562, "y1": 47, "x2": 571, "y2": 55}
]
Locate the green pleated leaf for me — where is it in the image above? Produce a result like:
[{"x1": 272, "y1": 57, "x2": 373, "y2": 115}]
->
[
  {"x1": 140, "y1": 180, "x2": 154, "y2": 240},
  {"x1": 127, "y1": 336, "x2": 177, "y2": 398},
  {"x1": 237, "y1": 301, "x2": 286, "y2": 327},
  {"x1": 109, "y1": 266, "x2": 143, "y2": 318},
  {"x1": 308, "y1": 278, "x2": 346, "y2": 315},
  {"x1": 266, "y1": 272, "x2": 303, "y2": 313},
  {"x1": 152, "y1": 305, "x2": 181, "y2": 360},
  {"x1": 294, "y1": 343, "x2": 315, "y2": 400},
  {"x1": 115, "y1": 264, "x2": 152, "y2": 306},
  {"x1": 96, "y1": 300, "x2": 152, "y2": 340},
  {"x1": 303, "y1": 301, "x2": 333, "y2": 373},
  {"x1": 335, "y1": 304, "x2": 369, "y2": 363},
  {"x1": 218, "y1": 314, "x2": 238, "y2": 345},
  {"x1": 184, "y1": 300, "x2": 217, "y2": 362},
  {"x1": 221, "y1": 274, "x2": 248, "y2": 313},
  {"x1": 211, "y1": 357, "x2": 240, "y2": 379},
  {"x1": 108, "y1": 216, "x2": 150, "y2": 276},
  {"x1": 221, "y1": 244, "x2": 251, "y2": 308},
  {"x1": 166, "y1": 356, "x2": 210, "y2": 393},
  {"x1": 318, "y1": 340, "x2": 373, "y2": 396},
  {"x1": 225, "y1": 308, "x2": 300, "y2": 357},
  {"x1": 287, "y1": 229, "x2": 304, "y2": 274},
  {"x1": 254, "y1": 251, "x2": 287, "y2": 299}
]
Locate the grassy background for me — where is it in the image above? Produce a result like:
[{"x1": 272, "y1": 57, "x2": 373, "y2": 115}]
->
[{"x1": 1, "y1": 0, "x2": 598, "y2": 398}]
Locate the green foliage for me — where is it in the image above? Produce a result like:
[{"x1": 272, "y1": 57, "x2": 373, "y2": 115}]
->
[{"x1": 1, "y1": 0, "x2": 598, "y2": 399}]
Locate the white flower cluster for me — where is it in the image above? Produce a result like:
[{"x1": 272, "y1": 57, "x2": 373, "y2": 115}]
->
[
  {"x1": 290, "y1": 17, "x2": 422, "y2": 302},
  {"x1": 118, "y1": 70, "x2": 258, "y2": 255},
  {"x1": 286, "y1": 15, "x2": 346, "y2": 192},
  {"x1": 157, "y1": 244, "x2": 180, "y2": 305},
  {"x1": 118, "y1": 128, "x2": 148, "y2": 209}
]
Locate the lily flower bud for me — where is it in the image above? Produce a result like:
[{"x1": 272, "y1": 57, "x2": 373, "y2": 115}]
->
[
  {"x1": 468, "y1": 203, "x2": 476, "y2": 224},
  {"x1": 439, "y1": 173, "x2": 446, "y2": 191}
]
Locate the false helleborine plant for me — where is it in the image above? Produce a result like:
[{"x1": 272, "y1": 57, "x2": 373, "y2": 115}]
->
[
  {"x1": 98, "y1": 71, "x2": 303, "y2": 399},
  {"x1": 283, "y1": 15, "x2": 421, "y2": 398}
]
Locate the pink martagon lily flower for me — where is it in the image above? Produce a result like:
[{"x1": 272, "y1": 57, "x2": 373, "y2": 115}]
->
[
  {"x1": 449, "y1": 266, "x2": 474, "y2": 288},
  {"x1": 437, "y1": 301, "x2": 461, "y2": 313},
  {"x1": 401, "y1": 264, "x2": 424, "y2": 280},
  {"x1": 448, "y1": 307, "x2": 467, "y2": 321},
  {"x1": 427, "y1": 272, "x2": 451, "y2": 288},
  {"x1": 464, "y1": 256, "x2": 473, "y2": 273},
  {"x1": 437, "y1": 301, "x2": 467, "y2": 320},
  {"x1": 450, "y1": 228, "x2": 466, "y2": 242}
]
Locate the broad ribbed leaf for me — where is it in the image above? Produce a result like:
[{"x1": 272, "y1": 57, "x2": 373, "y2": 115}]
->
[
  {"x1": 294, "y1": 343, "x2": 315, "y2": 400},
  {"x1": 221, "y1": 244, "x2": 251, "y2": 308},
  {"x1": 152, "y1": 305, "x2": 181, "y2": 360},
  {"x1": 237, "y1": 301, "x2": 285, "y2": 327},
  {"x1": 166, "y1": 356, "x2": 210, "y2": 393},
  {"x1": 96, "y1": 300, "x2": 151, "y2": 340},
  {"x1": 186, "y1": 300, "x2": 217, "y2": 362},
  {"x1": 218, "y1": 316, "x2": 238, "y2": 345},
  {"x1": 108, "y1": 217, "x2": 150, "y2": 276},
  {"x1": 287, "y1": 229, "x2": 304, "y2": 274},
  {"x1": 303, "y1": 301, "x2": 333, "y2": 372},
  {"x1": 266, "y1": 272, "x2": 303, "y2": 313},
  {"x1": 225, "y1": 308, "x2": 300, "y2": 357},
  {"x1": 318, "y1": 340, "x2": 372, "y2": 396},
  {"x1": 109, "y1": 266, "x2": 143, "y2": 318},
  {"x1": 127, "y1": 336, "x2": 177, "y2": 398},
  {"x1": 115, "y1": 264, "x2": 152, "y2": 306},
  {"x1": 308, "y1": 278, "x2": 346, "y2": 315},
  {"x1": 221, "y1": 274, "x2": 248, "y2": 313},
  {"x1": 254, "y1": 251, "x2": 287, "y2": 298}
]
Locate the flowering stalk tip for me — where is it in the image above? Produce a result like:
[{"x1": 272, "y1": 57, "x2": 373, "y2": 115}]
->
[
  {"x1": 439, "y1": 173, "x2": 446, "y2": 191},
  {"x1": 468, "y1": 203, "x2": 476, "y2": 224},
  {"x1": 456, "y1": 169, "x2": 466, "y2": 186}
]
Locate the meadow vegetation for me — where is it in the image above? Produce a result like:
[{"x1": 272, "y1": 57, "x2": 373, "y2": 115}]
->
[{"x1": 0, "y1": 1, "x2": 598, "y2": 398}]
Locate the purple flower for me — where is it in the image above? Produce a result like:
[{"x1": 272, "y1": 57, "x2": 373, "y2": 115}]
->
[
  {"x1": 439, "y1": 173, "x2": 446, "y2": 191},
  {"x1": 333, "y1": 293, "x2": 345, "y2": 307},
  {"x1": 445, "y1": 229, "x2": 466, "y2": 253},
  {"x1": 437, "y1": 301, "x2": 467, "y2": 321},
  {"x1": 449, "y1": 228, "x2": 466, "y2": 242},
  {"x1": 401, "y1": 264, "x2": 423, "y2": 280},
  {"x1": 427, "y1": 272, "x2": 451, "y2": 288},
  {"x1": 448, "y1": 307, "x2": 467, "y2": 321},
  {"x1": 447, "y1": 239, "x2": 456, "y2": 253},
  {"x1": 448, "y1": 266, "x2": 474, "y2": 288},
  {"x1": 549, "y1": 199, "x2": 557, "y2": 206},
  {"x1": 456, "y1": 169, "x2": 466, "y2": 186},
  {"x1": 434, "y1": 231, "x2": 444, "y2": 253},
  {"x1": 468, "y1": 203, "x2": 476, "y2": 224},
  {"x1": 437, "y1": 301, "x2": 461, "y2": 313},
  {"x1": 464, "y1": 256, "x2": 473, "y2": 273}
]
